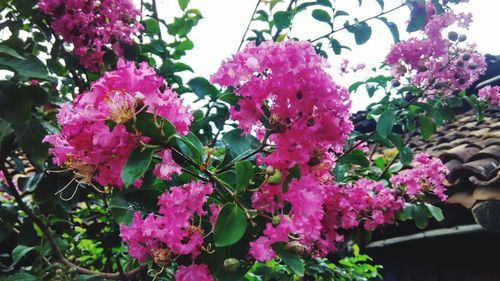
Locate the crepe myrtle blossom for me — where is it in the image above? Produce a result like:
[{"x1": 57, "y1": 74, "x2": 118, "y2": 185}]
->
[
  {"x1": 386, "y1": 1, "x2": 486, "y2": 97},
  {"x1": 44, "y1": 60, "x2": 191, "y2": 188},
  {"x1": 211, "y1": 40, "x2": 353, "y2": 176},
  {"x1": 120, "y1": 181, "x2": 213, "y2": 261},
  {"x1": 478, "y1": 85, "x2": 500, "y2": 106},
  {"x1": 390, "y1": 153, "x2": 448, "y2": 201},
  {"x1": 38, "y1": 0, "x2": 143, "y2": 71},
  {"x1": 249, "y1": 176, "x2": 403, "y2": 261}
]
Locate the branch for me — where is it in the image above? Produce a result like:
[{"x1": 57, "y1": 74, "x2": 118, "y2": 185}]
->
[
  {"x1": 309, "y1": 3, "x2": 407, "y2": 43},
  {"x1": 237, "y1": 0, "x2": 262, "y2": 51},
  {"x1": 376, "y1": 133, "x2": 413, "y2": 180},
  {"x1": 0, "y1": 163, "x2": 145, "y2": 280}
]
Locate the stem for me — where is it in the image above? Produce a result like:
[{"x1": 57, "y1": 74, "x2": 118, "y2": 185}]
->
[
  {"x1": 215, "y1": 133, "x2": 270, "y2": 175},
  {"x1": 309, "y1": 3, "x2": 407, "y2": 43},
  {"x1": 376, "y1": 133, "x2": 413, "y2": 180},
  {"x1": 237, "y1": 0, "x2": 262, "y2": 51},
  {"x1": 272, "y1": 0, "x2": 297, "y2": 41},
  {"x1": 0, "y1": 163, "x2": 145, "y2": 280}
]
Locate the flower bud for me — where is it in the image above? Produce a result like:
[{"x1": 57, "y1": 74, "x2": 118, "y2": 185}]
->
[
  {"x1": 462, "y1": 53, "x2": 471, "y2": 61},
  {"x1": 223, "y1": 258, "x2": 241, "y2": 272},
  {"x1": 468, "y1": 63, "x2": 478, "y2": 70},
  {"x1": 417, "y1": 65, "x2": 428, "y2": 72},
  {"x1": 391, "y1": 80, "x2": 401, "y2": 87},
  {"x1": 447, "y1": 31, "x2": 458, "y2": 41},
  {"x1": 268, "y1": 170, "x2": 282, "y2": 184},
  {"x1": 285, "y1": 241, "x2": 306, "y2": 255},
  {"x1": 458, "y1": 34, "x2": 467, "y2": 42},
  {"x1": 458, "y1": 77, "x2": 466, "y2": 85},
  {"x1": 456, "y1": 60, "x2": 464, "y2": 67}
]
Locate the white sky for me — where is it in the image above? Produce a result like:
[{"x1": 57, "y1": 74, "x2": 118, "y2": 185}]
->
[{"x1": 155, "y1": 0, "x2": 500, "y2": 111}]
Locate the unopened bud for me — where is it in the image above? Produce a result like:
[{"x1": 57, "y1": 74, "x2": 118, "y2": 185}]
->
[
  {"x1": 468, "y1": 63, "x2": 478, "y2": 70},
  {"x1": 285, "y1": 241, "x2": 306, "y2": 255},
  {"x1": 391, "y1": 80, "x2": 401, "y2": 88},
  {"x1": 458, "y1": 77, "x2": 466, "y2": 85},
  {"x1": 268, "y1": 170, "x2": 282, "y2": 184},
  {"x1": 458, "y1": 34, "x2": 467, "y2": 42},
  {"x1": 462, "y1": 53, "x2": 471, "y2": 61},
  {"x1": 447, "y1": 31, "x2": 458, "y2": 41},
  {"x1": 417, "y1": 65, "x2": 428, "y2": 72},
  {"x1": 456, "y1": 60, "x2": 464, "y2": 67},
  {"x1": 223, "y1": 258, "x2": 241, "y2": 272}
]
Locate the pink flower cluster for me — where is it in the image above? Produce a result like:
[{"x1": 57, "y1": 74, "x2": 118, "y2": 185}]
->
[
  {"x1": 211, "y1": 41, "x2": 353, "y2": 176},
  {"x1": 249, "y1": 176, "x2": 403, "y2": 261},
  {"x1": 386, "y1": 2, "x2": 486, "y2": 97},
  {"x1": 38, "y1": 0, "x2": 143, "y2": 71},
  {"x1": 120, "y1": 181, "x2": 214, "y2": 280},
  {"x1": 339, "y1": 59, "x2": 365, "y2": 76},
  {"x1": 478, "y1": 85, "x2": 500, "y2": 106},
  {"x1": 390, "y1": 153, "x2": 448, "y2": 201},
  {"x1": 44, "y1": 60, "x2": 191, "y2": 188}
]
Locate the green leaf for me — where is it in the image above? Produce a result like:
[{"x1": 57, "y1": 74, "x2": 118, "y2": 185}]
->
[
  {"x1": 376, "y1": 109, "x2": 396, "y2": 138},
  {"x1": 377, "y1": 17, "x2": 400, "y2": 43},
  {"x1": 348, "y1": 81, "x2": 364, "y2": 93},
  {"x1": 4, "y1": 272, "x2": 36, "y2": 281},
  {"x1": 0, "y1": 54, "x2": 49, "y2": 80},
  {"x1": 12, "y1": 245, "x2": 35, "y2": 264},
  {"x1": 407, "y1": 0, "x2": 427, "y2": 32},
  {"x1": 214, "y1": 203, "x2": 247, "y2": 247},
  {"x1": 273, "y1": 243, "x2": 305, "y2": 276},
  {"x1": 171, "y1": 133, "x2": 203, "y2": 165},
  {"x1": 220, "y1": 129, "x2": 260, "y2": 167},
  {"x1": 346, "y1": 22, "x2": 372, "y2": 45},
  {"x1": 235, "y1": 161, "x2": 253, "y2": 193},
  {"x1": 178, "y1": 0, "x2": 189, "y2": 10},
  {"x1": 387, "y1": 133, "x2": 403, "y2": 149},
  {"x1": 334, "y1": 10, "x2": 349, "y2": 17},
  {"x1": 316, "y1": 0, "x2": 332, "y2": 7},
  {"x1": 273, "y1": 11, "x2": 292, "y2": 29},
  {"x1": 340, "y1": 151, "x2": 370, "y2": 168},
  {"x1": 177, "y1": 39, "x2": 194, "y2": 51},
  {"x1": 0, "y1": 45, "x2": 25, "y2": 60},
  {"x1": 375, "y1": 0, "x2": 384, "y2": 9},
  {"x1": 142, "y1": 18, "x2": 161, "y2": 35},
  {"x1": 121, "y1": 147, "x2": 154, "y2": 188},
  {"x1": 218, "y1": 92, "x2": 242, "y2": 106},
  {"x1": 400, "y1": 147, "x2": 413, "y2": 165},
  {"x1": 418, "y1": 116, "x2": 435, "y2": 140},
  {"x1": 14, "y1": 117, "x2": 49, "y2": 170},
  {"x1": 188, "y1": 77, "x2": 219, "y2": 99},
  {"x1": 312, "y1": 9, "x2": 332, "y2": 26},
  {"x1": 270, "y1": 0, "x2": 284, "y2": 10},
  {"x1": 425, "y1": 203, "x2": 444, "y2": 221},
  {"x1": 330, "y1": 38, "x2": 342, "y2": 55},
  {"x1": 135, "y1": 112, "x2": 176, "y2": 143},
  {"x1": 412, "y1": 204, "x2": 429, "y2": 229}
]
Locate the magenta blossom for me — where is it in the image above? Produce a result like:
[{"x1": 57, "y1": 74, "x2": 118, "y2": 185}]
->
[
  {"x1": 211, "y1": 40, "x2": 353, "y2": 176},
  {"x1": 478, "y1": 85, "x2": 500, "y2": 106}
]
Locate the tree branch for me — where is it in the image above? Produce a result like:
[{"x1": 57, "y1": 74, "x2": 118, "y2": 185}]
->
[
  {"x1": 309, "y1": 3, "x2": 407, "y2": 43},
  {"x1": 0, "y1": 163, "x2": 145, "y2": 280},
  {"x1": 237, "y1": 0, "x2": 262, "y2": 51}
]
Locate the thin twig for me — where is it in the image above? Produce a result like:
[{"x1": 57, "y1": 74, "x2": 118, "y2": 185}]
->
[
  {"x1": 0, "y1": 163, "x2": 145, "y2": 280},
  {"x1": 237, "y1": 0, "x2": 262, "y2": 51},
  {"x1": 309, "y1": 3, "x2": 407, "y2": 43}
]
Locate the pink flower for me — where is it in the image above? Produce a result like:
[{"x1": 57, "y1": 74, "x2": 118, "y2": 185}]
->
[
  {"x1": 153, "y1": 149, "x2": 181, "y2": 181},
  {"x1": 175, "y1": 264, "x2": 213, "y2": 281},
  {"x1": 120, "y1": 181, "x2": 213, "y2": 261},
  {"x1": 478, "y1": 85, "x2": 500, "y2": 106},
  {"x1": 38, "y1": 0, "x2": 143, "y2": 71},
  {"x1": 44, "y1": 60, "x2": 190, "y2": 188},
  {"x1": 211, "y1": 41, "x2": 353, "y2": 175},
  {"x1": 386, "y1": 3, "x2": 486, "y2": 97},
  {"x1": 390, "y1": 153, "x2": 448, "y2": 201}
]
